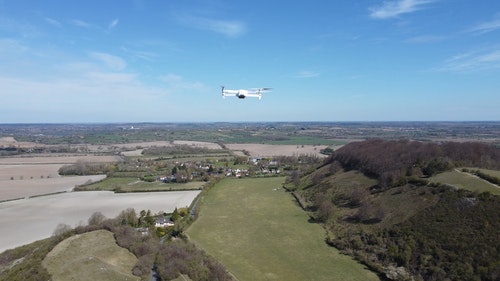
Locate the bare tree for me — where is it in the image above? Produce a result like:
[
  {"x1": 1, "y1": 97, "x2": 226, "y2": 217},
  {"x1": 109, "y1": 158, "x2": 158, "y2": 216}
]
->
[
  {"x1": 88, "y1": 211, "x2": 107, "y2": 226},
  {"x1": 52, "y1": 223, "x2": 72, "y2": 237},
  {"x1": 117, "y1": 208, "x2": 138, "y2": 227}
]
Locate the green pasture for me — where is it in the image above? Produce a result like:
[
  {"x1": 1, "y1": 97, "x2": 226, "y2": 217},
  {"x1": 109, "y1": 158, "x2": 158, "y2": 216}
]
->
[
  {"x1": 186, "y1": 177, "x2": 379, "y2": 281},
  {"x1": 76, "y1": 177, "x2": 204, "y2": 192},
  {"x1": 430, "y1": 169, "x2": 500, "y2": 195},
  {"x1": 474, "y1": 168, "x2": 500, "y2": 178},
  {"x1": 263, "y1": 136, "x2": 347, "y2": 145},
  {"x1": 231, "y1": 135, "x2": 344, "y2": 145},
  {"x1": 67, "y1": 127, "x2": 341, "y2": 145}
]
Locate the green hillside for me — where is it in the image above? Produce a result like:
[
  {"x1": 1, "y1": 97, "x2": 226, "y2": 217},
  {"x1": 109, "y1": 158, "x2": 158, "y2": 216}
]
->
[
  {"x1": 288, "y1": 140, "x2": 500, "y2": 281},
  {"x1": 42, "y1": 230, "x2": 139, "y2": 281}
]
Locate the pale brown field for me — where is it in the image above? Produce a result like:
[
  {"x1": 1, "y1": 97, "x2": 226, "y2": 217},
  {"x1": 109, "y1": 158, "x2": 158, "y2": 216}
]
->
[
  {"x1": 1, "y1": 175, "x2": 107, "y2": 201},
  {"x1": 225, "y1": 143, "x2": 328, "y2": 157},
  {"x1": 0, "y1": 141, "x2": 327, "y2": 202},
  {"x1": 85, "y1": 140, "x2": 318, "y2": 158},
  {"x1": 0, "y1": 190, "x2": 201, "y2": 252},
  {"x1": 0, "y1": 139, "x2": 325, "y2": 254},
  {"x1": 0, "y1": 155, "x2": 120, "y2": 164},
  {"x1": 89, "y1": 140, "x2": 222, "y2": 151},
  {"x1": 0, "y1": 155, "x2": 120, "y2": 201},
  {"x1": 119, "y1": 140, "x2": 224, "y2": 156},
  {"x1": 0, "y1": 164, "x2": 62, "y2": 180},
  {"x1": 0, "y1": 137, "x2": 38, "y2": 148},
  {"x1": 0, "y1": 154, "x2": 119, "y2": 183}
]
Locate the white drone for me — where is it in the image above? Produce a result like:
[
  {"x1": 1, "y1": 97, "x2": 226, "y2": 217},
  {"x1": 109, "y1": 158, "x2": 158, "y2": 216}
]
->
[{"x1": 221, "y1": 86, "x2": 272, "y2": 100}]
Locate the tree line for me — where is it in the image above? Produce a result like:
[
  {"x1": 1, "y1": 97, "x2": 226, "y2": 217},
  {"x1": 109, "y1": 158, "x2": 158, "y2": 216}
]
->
[
  {"x1": 141, "y1": 144, "x2": 226, "y2": 156},
  {"x1": 327, "y1": 139, "x2": 500, "y2": 188}
]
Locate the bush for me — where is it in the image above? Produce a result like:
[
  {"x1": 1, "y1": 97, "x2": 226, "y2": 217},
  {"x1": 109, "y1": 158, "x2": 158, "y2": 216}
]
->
[
  {"x1": 156, "y1": 240, "x2": 234, "y2": 281},
  {"x1": 141, "y1": 175, "x2": 156, "y2": 182}
]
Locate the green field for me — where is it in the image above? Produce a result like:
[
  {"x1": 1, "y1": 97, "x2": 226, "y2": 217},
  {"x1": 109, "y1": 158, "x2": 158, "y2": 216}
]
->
[
  {"x1": 186, "y1": 177, "x2": 380, "y2": 281},
  {"x1": 475, "y1": 168, "x2": 500, "y2": 178},
  {"x1": 42, "y1": 230, "x2": 139, "y2": 281},
  {"x1": 77, "y1": 177, "x2": 204, "y2": 192},
  {"x1": 430, "y1": 169, "x2": 500, "y2": 195}
]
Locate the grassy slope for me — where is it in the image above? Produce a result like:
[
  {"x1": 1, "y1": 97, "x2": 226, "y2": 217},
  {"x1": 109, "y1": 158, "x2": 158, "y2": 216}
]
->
[
  {"x1": 478, "y1": 168, "x2": 500, "y2": 178},
  {"x1": 186, "y1": 177, "x2": 379, "y2": 281},
  {"x1": 42, "y1": 230, "x2": 139, "y2": 281},
  {"x1": 430, "y1": 169, "x2": 500, "y2": 195},
  {"x1": 297, "y1": 168, "x2": 441, "y2": 236},
  {"x1": 295, "y1": 161, "x2": 500, "y2": 279},
  {"x1": 0, "y1": 238, "x2": 53, "y2": 281}
]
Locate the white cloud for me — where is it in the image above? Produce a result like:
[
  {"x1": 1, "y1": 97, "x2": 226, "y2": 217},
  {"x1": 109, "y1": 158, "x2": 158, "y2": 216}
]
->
[
  {"x1": 436, "y1": 49, "x2": 500, "y2": 72},
  {"x1": 89, "y1": 52, "x2": 127, "y2": 71},
  {"x1": 0, "y1": 16, "x2": 39, "y2": 37},
  {"x1": 69, "y1": 18, "x2": 119, "y2": 32},
  {"x1": 0, "y1": 38, "x2": 28, "y2": 53},
  {"x1": 85, "y1": 72, "x2": 137, "y2": 85},
  {"x1": 69, "y1": 19, "x2": 95, "y2": 29},
  {"x1": 108, "y1": 18, "x2": 119, "y2": 30},
  {"x1": 176, "y1": 14, "x2": 246, "y2": 37},
  {"x1": 294, "y1": 70, "x2": 320, "y2": 78},
  {"x1": 0, "y1": 70, "x2": 169, "y2": 122},
  {"x1": 160, "y1": 73, "x2": 207, "y2": 91},
  {"x1": 467, "y1": 14, "x2": 500, "y2": 34},
  {"x1": 369, "y1": 0, "x2": 435, "y2": 19},
  {"x1": 205, "y1": 19, "x2": 245, "y2": 37},
  {"x1": 44, "y1": 17, "x2": 61, "y2": 27},
  {"x1": 161, "y1": 73, "x2": 183, "y2": 83},
  {"x1": 121, "y1": 46, "x2": 157, "y2": 61},
  {"x1": 404, "y1": 34, "x2": 446, "y2": 43}
]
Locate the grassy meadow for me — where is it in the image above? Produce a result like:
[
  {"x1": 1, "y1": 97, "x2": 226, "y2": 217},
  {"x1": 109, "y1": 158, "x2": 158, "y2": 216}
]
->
[
  {"x1": 42, "y1": 230, "x2": 139, "y2": 281},
  {"x1": 477, "y1": 168, "x2": 500, "y2": 178},
  {"x1": 186, "y1": 177, "x2": 380, "y2": 281},
  {"x1": 430, "y1": 169, "x2": 500, "y2": 195}
]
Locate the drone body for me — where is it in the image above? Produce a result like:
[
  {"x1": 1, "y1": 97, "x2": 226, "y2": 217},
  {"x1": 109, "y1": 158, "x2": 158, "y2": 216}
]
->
[{"x1": 221, "y1": 86, "x2": 272, "y2": 100}]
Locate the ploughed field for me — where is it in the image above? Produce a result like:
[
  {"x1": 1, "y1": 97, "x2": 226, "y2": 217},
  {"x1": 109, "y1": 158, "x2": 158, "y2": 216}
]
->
[
  {"x1": 0, "y1": 190, "x2": 200, "y2": 253},
  {"x1": 0, "y1": 155, "x2": 118, "y2": 201},
  {"x1": 0, "y1": 142, "x2": 205, "y2": 253}
]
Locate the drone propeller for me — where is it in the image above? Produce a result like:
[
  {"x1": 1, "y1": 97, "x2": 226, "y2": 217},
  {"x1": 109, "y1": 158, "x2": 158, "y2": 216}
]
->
[
  {"x1": 221, "y1": 86, "x2": 226, "y2": 98},
  {"x1": 250, "y1": 87, "x2": 272, "y2": 92}
]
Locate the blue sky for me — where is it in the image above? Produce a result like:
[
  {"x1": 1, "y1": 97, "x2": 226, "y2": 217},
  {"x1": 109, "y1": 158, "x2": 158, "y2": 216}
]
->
[{"x1": 1, "y1": 0, "x2": 499, "y2": 123}]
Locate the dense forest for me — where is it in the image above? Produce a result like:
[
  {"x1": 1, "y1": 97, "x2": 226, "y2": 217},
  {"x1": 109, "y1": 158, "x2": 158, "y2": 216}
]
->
[
  {"x1": 328, "y1": 139, "x2": 500, "y2": 188},
  {"x1": 291, "y1": 139, "x2": 500, "y2": 281}
]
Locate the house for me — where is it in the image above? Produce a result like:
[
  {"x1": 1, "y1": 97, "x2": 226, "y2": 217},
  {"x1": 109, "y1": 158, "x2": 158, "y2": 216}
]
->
[
  {"x1": 160, "y1": 175, "x2": 176, "y2": 183},
  {"x1": 136, "y1": 227, "x2": 149, "y2": 236},
  {"x1": 155, "y1": 217, "x2": 174, "y2": 228}
]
